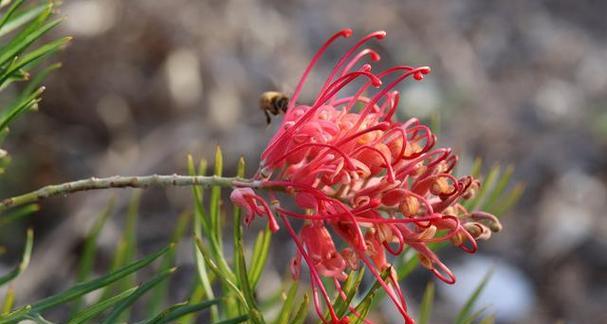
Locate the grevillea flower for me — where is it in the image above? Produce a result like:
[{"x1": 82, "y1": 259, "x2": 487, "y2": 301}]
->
[{"x1": 231, "y1": 28, "x2": 502, "y2": 324}]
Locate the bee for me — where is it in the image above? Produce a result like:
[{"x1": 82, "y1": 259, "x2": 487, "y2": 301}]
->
[{"x1": 259, "y1": 91, "x2": 289, "y2": 124}]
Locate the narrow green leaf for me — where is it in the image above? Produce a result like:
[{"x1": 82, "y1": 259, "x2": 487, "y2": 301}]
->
[
  {"x1": 109, "y1": 191, "x2": 140, "y2": 321},
  {"x1": 76, "y1": 198, "x2": 115, "y2": 282},
  {"x1": 0, "y1": 86, "x2": 43, "y2": 132},
  {"x1": 194, "y1": 237, "x2": 246, "y2": 307},
  {"x1": 0, "y1": 305, "x2": 30, "y2": 324},
  {"x1": 188, "y1": 155, "x2": 218, "y2": 322},
  {"x1": 0, "y1": 3, "x2": 47, "y2": 38},
  {"x1": 0, "y1": 36, "x2": 70, "y2": 85},
  {"x1": 180, "y1": 285, "x2": 206, "y2": 324},
  {"x1": 24, "y1": 312, "x2": 54, "y2": 324},
  {"x1": 102, "y1": 267, "x2": 177, "y2": 324},
  {"x1": 460, "y1": 306, "x2": 491, "y2": 324},
  {"x1": 0, "y1": 17, "x2": 62, "y2": 67},
  {"x1": 232, "y1": 156, "x2": 263, "y2": 321},
  {"x1": 2, "y1": 287, "x2": 14, "y2": 314},
  {"x1": 0, "y1": 0, "x2": 25, "y2": 31},
  {"x1": 290, "y1": 293, "x2": 309, "y2": 324},
  {"x1": 234, "y1": 236, "x2": 258, "y2": 319},
  {"x1": 0, "y1": 245, "x2": 173, "y2": 323},
  {"x1": 418, "y1": 281, "x2": 435, "y2": 324},
  {"x1": 397, "y1": 251, "x2": 419, "y2": 280},
  {"x1": 482, "y1": 165, "x2": 514, "y2": 212},
  {"x1": 0, "y1": 228, "x2": 33, "y2": 286},
  {"x1": 470, "y1": 157, "x2": 483, "y2": 178},
  {"x1": 19, "y1": 62, "x2": 61, "y2": 102},
  {"x1": 188, "y1": 155, "x2": 209, "y2": 234},
  {"x1": 333, "y1": 269, "x2": 365, "y2": 318},
  {"x1": 468, "y1": 164, "x2": 500, "y2": 211},
  {"x1": 142, "y1": 299, "x2": 220, "y2": 324},
  {"x1": 0, "y1": 203, "x2": 38, "y2": 226},
  {"x1": 275, "y1": 280, "x2": 299, "y2": 324},
  {"x1": 248, "y1": 227, "x2": 272, "y2": 289},
  {"x1": 493, "y1": 183, "x2": 525, "y2": 217},
  {"x1": 352, "y1": 268, "x2": 391, "y2": 324},
  {"x1": 230, "y1": 157, "x2": 246, "y2": 317},
  {"x1": 213, "y1": 314, "x2": 249, "y2": 324},
  {"x1": 71, "y1": 197, "x2": 115, "y2": 314},
  {"x1": 479, "y1": 314, "x2": 496, "y2": 324},
  {"x1": 210, "y1": 146, "x2": 223, "y2": 248},
  {"x1": 202, "y1": 149, "x2": 236, "y2": 293},
  {"x1": 148, "y1": 210, "x2": 191, "y2": 314},
  {"x1": 68, "y1": 287, "x2": 137, "y2": 324},
  {"x1": 455, "y1": 270, "x2": 493, "y2": 324}
]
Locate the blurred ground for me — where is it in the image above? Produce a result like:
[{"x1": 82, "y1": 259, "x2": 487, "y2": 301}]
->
[{"x1": 1, "y1": 0, "x2": 606, "y2": 323}]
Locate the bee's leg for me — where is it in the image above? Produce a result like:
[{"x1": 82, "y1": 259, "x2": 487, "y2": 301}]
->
[
  {"x1": 265, "y1": 110, "x2": 272, "y2": 124},
  {"x1": 280, "y1": 98, "x2": 289, "y2": 113}
]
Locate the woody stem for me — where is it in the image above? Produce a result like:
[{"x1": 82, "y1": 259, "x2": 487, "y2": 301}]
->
[{"x1": 0, "y1": 174, "x2": 261, "y2": 213}]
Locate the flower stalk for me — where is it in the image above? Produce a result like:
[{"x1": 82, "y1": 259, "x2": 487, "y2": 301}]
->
[{"x1": 0, "y1": 175, "x2": 260, "y2": 213}]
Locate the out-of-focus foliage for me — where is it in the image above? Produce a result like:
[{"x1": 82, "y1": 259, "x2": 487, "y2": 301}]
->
[{"x1": 0, "y1": 0, "x2": 69, "y2": 175}]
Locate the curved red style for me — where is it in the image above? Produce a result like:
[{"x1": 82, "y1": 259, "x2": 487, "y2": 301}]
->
[{"x1": 231, "y1": 29, "x2": 502, "y2": 324}]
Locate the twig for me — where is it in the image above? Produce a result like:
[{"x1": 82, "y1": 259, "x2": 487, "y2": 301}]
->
[{"x1": 0, "y1": 175, "x2": 260, "y2": 213}]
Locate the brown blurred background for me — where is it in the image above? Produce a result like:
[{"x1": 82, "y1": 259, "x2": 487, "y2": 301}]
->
[{"x1": 1, "y1": 0, "x2": 606, "y2": 323}]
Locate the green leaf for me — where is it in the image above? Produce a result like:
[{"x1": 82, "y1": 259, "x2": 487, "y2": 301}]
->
[
  {"x1": 469, "y1": 157, "x2": 483, "y2": 179},
  {"x1": 493, "y1": 183, "x2": 525, "y2": 217},
  {"x1": 418, "y1": 281, "x2": 435, "y2": 324},
  {"x1": 180, "y1": 285, "x2": 206, "y2": 324},
  {"x1": 229, "y1": 157, "x2": 246, "y2": 318},
  {"x1": 397, "y1": 250, "x2": 419, "y2": 280},
  {"x1": 210, "y1": 145, "x2": 223, "y2": 249},
  {"x1": 188, "y1": 155, "x2": 218, "y2": 322},
  {"x1": 481, "y1": 165, "x2": 514, "y2": 212},
  {"x1": 461, "y1": 161, "x2": 524, "y2": 218},
  {"x1": 0, "y1": 36, "x2": 70, "y2": 85},
  {"x1": 274, "y1": 280, "x2": 299, "y2": 324},
  {"x1": 455, "y1": 270, "x2": 493, "y2": 324},
  {"x1": 478, "y1": 314, "x2": 496, "y2": 324},
  {"x1": 23, "y1": 312, "x2": 54, "y2": 324},
  {"x1": 0, "y1": 228, "x2": 33, "y2": 286},
  {"x1": 0, "y1": 245, "x2": 173, "y2": 323},
  {"x1": 290, "y1": 293, "x2": 309, "y2": 324},
  {"x1": 248, "y1": 227, "x2": 272, "y2": 289},
  {"x1": 2, "y1": 287, "x2": 14, "y2": 314},
  {"x1": 194, "y1": 237, "x2": 247, "y2": 308},
  {"x1": 232, "y1": 156, "x2": 263, "y2": 322},
  {"x1": 18, "y1": 62, "x2": 61, "y2": 102},
  {"x1": 0, "y1": 2, "x2": 47, "y2": 38},
  {"x1": 148, "y1": 210, "x2": 191, "y2": 314},
  {"x1": 71, "y1": 197, "x2": 115, "y2": 314},
  {"x1": 467, "y1": 164, "x2": 500, "y2": 211},
  {"x1": 332, "y1": 269, "x2": 364, "y2": 319},
  {"x1": 351, "y1": 268, "x2": 391, "y2": 324},
  {"x1": 0, "y1": 0, "x2": 25, "y2": 31},
  {"x1": 102, "y1": 267, "x2": 177, "y2": 324},
  {"x1": 0, "y1": 85, "x2": 43, "y2": 133},
  {"x1": 0, "y1": 305, "x2": 30, "y2": 323},
  {"x1": 460, "y1": 306, "x2": 491, "y2": 324},
  {"x1": 141, "y1": 299, "x2": 220, "y2": 324},
  {"x1": 68, "y1": 287, "x2": 137, "y2": 324},
  {"x1": 213, "y1": 314, "x2": 249, "y2": 324},
  {"x1": 0, "y1": 203, "x2": 38, "y2": 226},
  {"x1": 0, "y1": 16, "x2": 62, "y2": 68}
]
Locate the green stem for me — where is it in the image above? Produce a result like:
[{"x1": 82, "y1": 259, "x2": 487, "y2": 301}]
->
[{"x1": 0, "y1": 175, "x2": 260, "y2": 213}]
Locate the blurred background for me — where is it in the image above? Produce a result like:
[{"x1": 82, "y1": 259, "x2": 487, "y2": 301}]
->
[{"x1": 1, "y1": 0, "x2": 606, "y2": 323}]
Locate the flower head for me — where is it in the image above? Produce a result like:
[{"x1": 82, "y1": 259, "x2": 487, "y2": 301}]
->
[{"x1": 231, "y1": 28, "x2": 502, "y2": 324}]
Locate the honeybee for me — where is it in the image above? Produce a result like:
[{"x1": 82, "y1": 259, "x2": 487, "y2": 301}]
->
[{"x1": 259, "y1": 91, "x2": 289, "y2": 124}]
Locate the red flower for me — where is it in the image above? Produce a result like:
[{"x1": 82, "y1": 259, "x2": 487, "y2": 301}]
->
[{"x1": 231, "y1": 28, "x2": 502, "y2": 324}]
